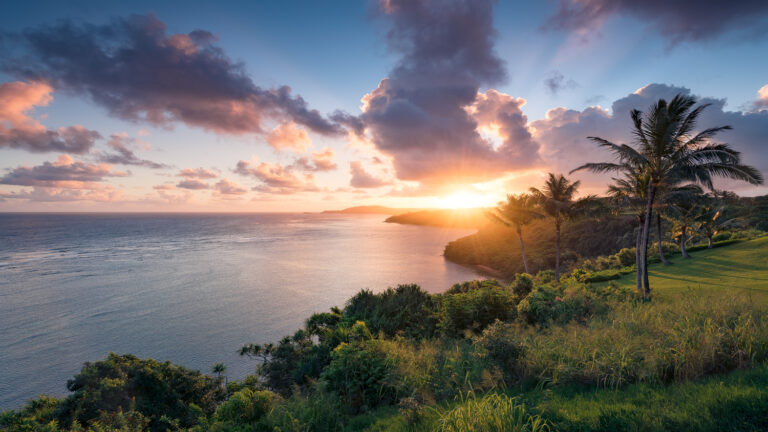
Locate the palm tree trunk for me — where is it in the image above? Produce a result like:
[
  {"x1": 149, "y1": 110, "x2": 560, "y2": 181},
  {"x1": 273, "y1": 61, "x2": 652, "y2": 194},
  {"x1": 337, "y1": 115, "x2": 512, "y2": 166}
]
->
[
  {"x1": 555, "y1": 219, "x2": 561, "y2": 283},
  {"x1": 681, "y1": 226, "x2": 690, "y2": 258},
  {"x1": 517, "y1": 226, "x2": 530, "y2": 274},
  {"x1": 640, "y1": 185, "x2": 656, "y2": 298},
  {"x1": 656, "y1": 212, "x2": 671, "y2": 265},
  {"x1": 708, "y1": 235, "x2": 713, "y2": 249},
  {"x1": 635, "y1": 217, "x2": 643, "y2": 293}
]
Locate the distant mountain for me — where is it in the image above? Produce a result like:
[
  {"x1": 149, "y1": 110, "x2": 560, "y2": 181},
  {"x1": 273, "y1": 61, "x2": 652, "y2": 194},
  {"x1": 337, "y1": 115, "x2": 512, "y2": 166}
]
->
[{"x1": 322, "y1": 205, "x2": 426, "y2": 215}]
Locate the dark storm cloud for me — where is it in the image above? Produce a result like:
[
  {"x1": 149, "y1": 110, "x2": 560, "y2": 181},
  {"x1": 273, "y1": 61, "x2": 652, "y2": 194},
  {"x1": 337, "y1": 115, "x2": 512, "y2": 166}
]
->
[
  {"x1": 360, "y1": 0, "x2": 539, "y2": 186},
  {"x1": 545, "y1": 0, "x2": 768, "y2": 44},
  {"x1": 96, "y1": 134, "x2": 168, "y2": 169},
  {"x1": 2, "y1": 14, "x2": 347, "y2": 136}
]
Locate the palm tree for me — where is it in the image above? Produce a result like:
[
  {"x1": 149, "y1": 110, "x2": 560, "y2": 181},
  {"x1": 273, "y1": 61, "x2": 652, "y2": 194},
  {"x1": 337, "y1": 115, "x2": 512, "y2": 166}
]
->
[
  {"x1": 529, "y1": 173, "x2": 582, "y2": 283},
  {"x1": 696, "y1": 193, "x2": 743, "y2": 248},
  {"x1": 606, "y1": 169, "x2": 651, "y2": 292},
  {"x1": 486, "y1": 193, "x2": 542, "y2": 274},
  {"x1": 664, "y1": 199, "x2": 700, "y2": 258},
  {"x1": 212, "y1": 363, "x2": 227, "y2": 386},
  {"x1": 572, "y1": 94, "x2": 763, "y2": 296}
]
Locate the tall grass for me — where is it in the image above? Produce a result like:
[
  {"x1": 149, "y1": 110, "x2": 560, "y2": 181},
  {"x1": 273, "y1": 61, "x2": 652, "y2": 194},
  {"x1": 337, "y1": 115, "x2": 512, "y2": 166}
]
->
[
  {"x1": 517, "y1": 292, "x2": 768, "y2": 389},
  {"x1": 432, "y1": 392, "x2": 549, "y2": 432}
]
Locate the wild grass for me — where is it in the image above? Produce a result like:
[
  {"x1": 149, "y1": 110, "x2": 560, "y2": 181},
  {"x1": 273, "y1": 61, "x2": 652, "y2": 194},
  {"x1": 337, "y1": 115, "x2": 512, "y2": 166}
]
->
[{"x1": 430, "y1": 392, "x2": 549, "y2": 432}]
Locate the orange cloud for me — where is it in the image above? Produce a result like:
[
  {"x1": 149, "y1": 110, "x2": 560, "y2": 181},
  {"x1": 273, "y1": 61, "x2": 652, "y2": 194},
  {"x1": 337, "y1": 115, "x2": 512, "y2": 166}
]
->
[{"x1": 266, "y1": 122, "x2": 311, "y2": 153}]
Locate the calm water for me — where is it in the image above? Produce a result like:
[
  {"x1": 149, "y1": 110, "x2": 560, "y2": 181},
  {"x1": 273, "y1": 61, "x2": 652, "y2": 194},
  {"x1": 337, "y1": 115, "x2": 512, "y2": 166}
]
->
[{"x1": 0, "y1": 213, "x2": 480, "y2": 409}]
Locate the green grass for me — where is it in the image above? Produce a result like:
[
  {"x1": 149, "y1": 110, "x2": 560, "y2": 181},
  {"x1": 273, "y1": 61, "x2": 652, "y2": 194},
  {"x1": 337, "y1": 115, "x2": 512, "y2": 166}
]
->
[
  {"x1": 619, "y1": 236, "x2": 768, "y2": 297},
  {"x1": 533, "y1": 365, "x2": 768, "y2": 432}
]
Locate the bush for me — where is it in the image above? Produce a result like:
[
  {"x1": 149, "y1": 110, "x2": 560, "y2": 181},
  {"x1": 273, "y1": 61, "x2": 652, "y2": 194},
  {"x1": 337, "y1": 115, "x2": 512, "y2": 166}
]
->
[
  {"x1": 344, "y1": 284, "x2": 439, "y2": 338},
  {"x1": 511, "y1": 273, "x2": 534, "y2": 299},
  {"x1": 447, "y1": 279, "x2": 501, "y2": 294},
  {"x1": 440, "y1": 287, "x2": 517, "y2": 336},
  {"x1": 517, "y1": 288, "x2": 600, "y2": 326},
  {"x1": 52, "y1": 353, "x2": 224, "y2": 432},
  {"x1": 321, "y1": 328, "x2": 398, "y2": 413},
  {"x1": 474, "y1": 321, "x2": 524, "y2": 380},
  {"x1": 213, "y1": 389, "x2": 276, "y2": 426},
  {"x1": 535, "y1": 270, "x2": 555, "y2": 284}
]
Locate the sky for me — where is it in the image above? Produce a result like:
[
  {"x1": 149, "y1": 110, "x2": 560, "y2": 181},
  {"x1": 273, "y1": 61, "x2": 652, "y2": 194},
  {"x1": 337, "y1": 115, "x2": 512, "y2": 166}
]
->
[{"x1": 1, "y1": 0, "x2": 767, "y2": 212}]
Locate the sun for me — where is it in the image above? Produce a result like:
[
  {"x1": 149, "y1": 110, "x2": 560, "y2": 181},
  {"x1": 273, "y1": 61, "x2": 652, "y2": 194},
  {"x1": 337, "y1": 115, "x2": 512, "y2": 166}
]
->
[{"x1": 435, "y1": 191, "x2": 493, "y2": 209}]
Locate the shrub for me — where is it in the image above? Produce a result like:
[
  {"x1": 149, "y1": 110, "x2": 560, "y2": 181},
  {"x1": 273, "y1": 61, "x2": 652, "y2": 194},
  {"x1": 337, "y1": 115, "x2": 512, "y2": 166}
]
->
[
  {"x1": 321, "y1": 332, "x2": 398, "y2": 413},
  {"x1": 474, "y1": 321, "x2": 524, "y2": 380},
  {"x1": 615, "y1": 248, "x2": 636, "y2": 267},
  {"x1": 517, "y1": 288, "x2": 600, "y2": 326},
  {"x1": 344, "y1": 284, "x2": 439, "y2": 338},
  {"x1": 447, "y1": 279, "x2": 501, "y2": 294},
  {"x1": 534, "y1": 270, "x2": 555, "y2": 284},
  {"x1": 52, "y1": 353, "x2": 224, "y2": 432},
  {"x1": 213, "y1": 389, "x2": 276, "y2": 426},
  {"x1": 440, "y1": 287, "x2": 517, "y2": 336},
  {"x1": 511, "y1": 273, "x2": 534, "y2": 299}
]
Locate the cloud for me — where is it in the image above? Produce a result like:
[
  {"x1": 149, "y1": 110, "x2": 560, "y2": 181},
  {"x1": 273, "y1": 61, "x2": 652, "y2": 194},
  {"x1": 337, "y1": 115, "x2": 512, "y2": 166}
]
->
[
  {"x1": 3, "y1": 14, "x2": 348, "y2": 136},
  {"x1": 0, "y1": 186, "x2": 123, "y2": 202},
  {"x1": 0, "y1": 154, "x2": 128, "y2": 188},
  {"x1": 531, "y1": 83, "x2": 768, "y2": 195},
  {"x1": 349, "y1": 160, "x2": 392, "y2": 188},
  {"x1": 359, "y1": 0, "x2": 540, "y2": 189},
  {"x1": 0, "y1": 80, "x2": 100, "y2": 153},
  {"x1": 266, "y1": 122, "x2": 311, "y2": 153},
  {"x1": 213, "y1": 178, "x2": 248, "y2": 195},
  {"x1": 543, "y1": 71, "x2": 578, "y2": 95},
  {"x1": 752, "y1": 84, "x2": 768, "y2": 112},
  {"x1": 176, "y1": 178, "x2": 210, "y2": 190},
  {"x1": 177, "y1": 167, "x2": 219, "y2": 179},
  {"x1": 96, "y1": 133, "x2": 168, "y2": 168},
  {"x1": 234, "y1": 158, "x2": 320, "y2": 194},
  {"x1": 290, "y1": 147, "x2": 338, "y2": 172},
  {"x1": 544, "y1": 0, "x2": 768, "y2": 44}
]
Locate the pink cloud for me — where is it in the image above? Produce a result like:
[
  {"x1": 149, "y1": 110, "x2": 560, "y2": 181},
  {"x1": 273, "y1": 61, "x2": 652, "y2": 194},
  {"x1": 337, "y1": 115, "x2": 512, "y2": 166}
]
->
[{"x1": 266, "y1": 122, "x2": 311, "y2": 153}]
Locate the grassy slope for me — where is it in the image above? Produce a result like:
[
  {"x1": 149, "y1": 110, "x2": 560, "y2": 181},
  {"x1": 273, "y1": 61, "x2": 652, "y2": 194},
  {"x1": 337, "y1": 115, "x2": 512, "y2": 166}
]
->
[
  {"x1": 362, "y1": 237, "x2": 768, "y2": 431},
  {"x1": 623, "y1": 236, "x2": 768, "y2": 296},
  {"x1": 534, "y1": 237, "x2": 768, "y2": 431}
]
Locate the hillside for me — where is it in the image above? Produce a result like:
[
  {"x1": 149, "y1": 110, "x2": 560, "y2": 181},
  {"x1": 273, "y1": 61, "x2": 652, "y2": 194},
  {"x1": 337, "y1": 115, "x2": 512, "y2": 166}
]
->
[
  {"x1": 384, "y1": 208, "x2": 490, "y2": 228},
  {"x1": 444, "y1": 215, "x2": 637, "y2": 278},
  {"x1": 322, "y1": 206, "x2": 426, "y2": 215}
]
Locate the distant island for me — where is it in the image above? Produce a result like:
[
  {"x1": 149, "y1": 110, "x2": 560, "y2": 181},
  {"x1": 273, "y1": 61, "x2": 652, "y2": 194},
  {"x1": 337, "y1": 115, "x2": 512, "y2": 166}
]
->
[
  {"x1": 322, "y1": 205, "x2": 426, "y2": 215},
  {"x1": 384, "y1": 208, "x2": 490, "y2": 228}
]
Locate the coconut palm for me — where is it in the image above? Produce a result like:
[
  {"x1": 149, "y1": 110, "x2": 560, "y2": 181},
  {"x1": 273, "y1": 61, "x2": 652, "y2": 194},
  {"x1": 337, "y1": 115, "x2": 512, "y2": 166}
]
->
[
  {"x1": 696, "y1": 193, "x2": 744, "y2": 248},
  {"x1": 572, "y1": 94, "x2": 763, "y2": 296},
  {"x1": 529, "y1": 173, "x2": 584, "y2": 283},
  {"x1": 211, "y1": 363, "x2": 227, "y2": 387},
  {"x1": 664, "y1": 198, "x2": 700, "y2": 258},
  {"x1": 606, "y1": 169, "x2": 651, "y2": 292},
  {"x1": 486, "y1": 193, "x2": 542, "y2": 274}
]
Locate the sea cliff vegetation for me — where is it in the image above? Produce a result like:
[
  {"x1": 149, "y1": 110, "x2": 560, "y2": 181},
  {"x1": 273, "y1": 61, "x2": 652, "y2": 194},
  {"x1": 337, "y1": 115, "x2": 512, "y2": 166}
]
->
[{"x1": 4, "y1": 236, "x2": 768, "y2": 431}]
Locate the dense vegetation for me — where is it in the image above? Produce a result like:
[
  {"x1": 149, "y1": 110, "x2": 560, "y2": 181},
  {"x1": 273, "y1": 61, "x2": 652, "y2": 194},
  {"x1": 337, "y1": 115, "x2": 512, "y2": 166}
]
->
[
  {"x1": 4, "y1": 236, "x2": 768, "y2": 431},
  {"x1": 385, "y1": 208, "x2": 489, "y2": 229}
]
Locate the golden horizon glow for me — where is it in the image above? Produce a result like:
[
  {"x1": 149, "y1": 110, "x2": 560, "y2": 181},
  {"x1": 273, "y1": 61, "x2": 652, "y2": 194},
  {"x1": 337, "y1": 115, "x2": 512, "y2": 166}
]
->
[{"x1": 434, "y1": 191, "x2": 495, "y2": 209}]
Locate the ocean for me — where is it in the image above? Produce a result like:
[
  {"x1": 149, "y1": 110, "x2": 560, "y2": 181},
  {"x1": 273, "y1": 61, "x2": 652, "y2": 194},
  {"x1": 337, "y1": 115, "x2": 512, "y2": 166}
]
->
[{"x1": 0, "y1": 212, "x2": 480, "y2": 409}]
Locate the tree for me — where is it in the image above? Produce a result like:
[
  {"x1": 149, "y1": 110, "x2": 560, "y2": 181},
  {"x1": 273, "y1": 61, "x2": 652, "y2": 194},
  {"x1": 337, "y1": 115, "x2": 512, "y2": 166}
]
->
[
  {"x1": 486, "y1": 193, "x2": 542, "y2": 274},
  {"x1": 664, "y1": 198, "x2": 700, "y2": 258},
  {"x1": 572, "y1": 94, "x2": 763, "y2": 296},
  {"x1": 605, "y1": 169, "x2": 651, "y2": 292},
  {"x1": 212, "y1": 363, "x2": 227, "y2": 387},
  {"x1": 696, "y1": 193, "x2": 744, "y2": 248},
  {"x1": 529, "y1": 173, "x2": 584, "y2": 283}
]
